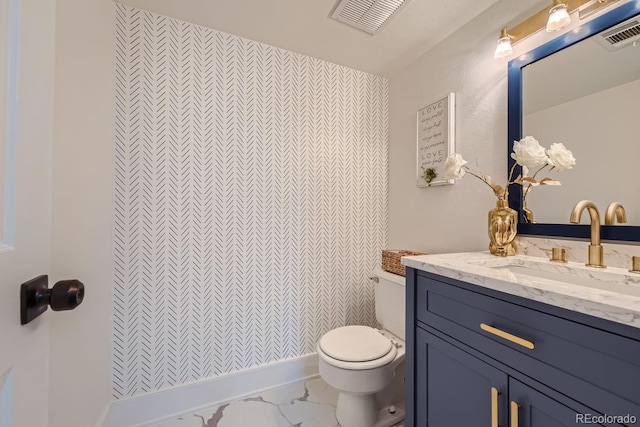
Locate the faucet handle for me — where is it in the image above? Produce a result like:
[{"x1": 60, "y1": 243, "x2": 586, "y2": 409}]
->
[{"x1": 550, "y1": 248, "x2": 567, "y2": 263}]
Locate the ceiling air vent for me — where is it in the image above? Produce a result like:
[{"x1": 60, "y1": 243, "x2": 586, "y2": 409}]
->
[
  {"x1": 330, "y1": 0, "x2": 412, "y2": 35},
  {"x1": 595, "y1": 17, "x2": 640, "y2": 51}
]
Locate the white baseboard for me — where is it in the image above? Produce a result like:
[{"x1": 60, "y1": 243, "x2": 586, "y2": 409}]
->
[
  {"x1": 108, "y1": 353, "x2": 319, "y2": 427},
  {"x1": 94, "y1": 402, "x2": 112, "y2": 427}
]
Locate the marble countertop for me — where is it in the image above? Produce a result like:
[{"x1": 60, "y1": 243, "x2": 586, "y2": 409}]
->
[{"x1": 402, "y1": 252, "x2": 640, "y2": 329}]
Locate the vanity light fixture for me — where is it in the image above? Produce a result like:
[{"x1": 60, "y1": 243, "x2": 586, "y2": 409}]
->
[
  {"x1": 547, "y1": 0, "x2": 571, "y2": 32},
  {"x1": 493, "y1": 0, "x2": 620, "y2": 59},
  {"x1": 494, "y1": 27, "x2": 514, "y2": 59}
]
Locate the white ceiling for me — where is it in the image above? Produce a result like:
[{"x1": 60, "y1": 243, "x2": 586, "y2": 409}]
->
[{"x1": 116, "y1": 0, "x2": 501, "y2": 77}]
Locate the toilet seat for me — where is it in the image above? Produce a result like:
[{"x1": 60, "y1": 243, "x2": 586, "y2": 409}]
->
[
  {"x1": 320, "y1": 326, "x2": 393, "y2": 362},
  {"x1": 318, "y1": 326, "x2": 398, "y2": 370}
]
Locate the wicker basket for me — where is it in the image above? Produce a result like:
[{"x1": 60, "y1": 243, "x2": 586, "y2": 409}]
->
[{"x1": 381, "y1": 249, "x2": 427, "y2": 277}]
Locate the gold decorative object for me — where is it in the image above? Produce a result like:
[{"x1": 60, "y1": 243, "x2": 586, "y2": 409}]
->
[
  {"x1": 488, "y1": 199, "x2": 518, "y2": 257},
  {"x1": 630, "y1": 256, "x2": 640, "y2": 274}
]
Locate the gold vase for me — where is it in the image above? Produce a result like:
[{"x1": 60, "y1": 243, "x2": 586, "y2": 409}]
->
[{"x1": 488, "y1": 199, "x2": 517, "y2": 256}]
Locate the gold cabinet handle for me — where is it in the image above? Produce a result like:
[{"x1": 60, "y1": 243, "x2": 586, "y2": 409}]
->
[
  {"x1": 480, "y1": 323, "x2": 535, "y2": 350},
  {"x1": 491, "y1": 387, "x2": 500, "y2": 427},
  {"x1": 511, "y1": 401, "x2": 520, "y2": 427}
]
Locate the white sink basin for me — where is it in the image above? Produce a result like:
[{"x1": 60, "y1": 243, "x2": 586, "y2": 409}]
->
[{"x1": 479, "y1": 259, "x2": 640, "y2": 298}]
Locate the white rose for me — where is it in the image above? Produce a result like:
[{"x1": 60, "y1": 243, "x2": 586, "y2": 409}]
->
[
  {"x1": 443, "y1": 153, "x2": 468, "y2": 180},
  {"x1": 511, "y1": 136, "x2": 548, "y2": 169},
  {"x1": 547, "y1": 143, "x2": 575, "y2": 171}
]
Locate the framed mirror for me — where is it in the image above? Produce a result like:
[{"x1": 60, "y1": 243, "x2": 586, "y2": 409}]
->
[{"x1": 508, "y1": 1, "x2": 640, "y2": 242}]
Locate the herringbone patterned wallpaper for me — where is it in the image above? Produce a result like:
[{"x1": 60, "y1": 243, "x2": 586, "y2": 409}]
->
[{"x1": 113, "y1": 4, "x2": 389, "y2": 399}]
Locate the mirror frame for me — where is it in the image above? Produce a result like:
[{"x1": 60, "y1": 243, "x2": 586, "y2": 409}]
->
[{"x1": 507, "y1": 1, "x2": 640, "y2": 242}]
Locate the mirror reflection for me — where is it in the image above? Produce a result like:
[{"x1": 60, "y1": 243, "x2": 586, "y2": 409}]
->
[{"x1": 522, "y1": 15, "x2": 640, "y2": 225}]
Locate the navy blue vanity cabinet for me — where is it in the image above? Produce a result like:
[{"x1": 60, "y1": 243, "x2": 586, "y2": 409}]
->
[
  {"x1": 415, "y1": 328, "x2": 509, "y2": 426},
  {"x1": 405, "y1": 267, "x2": 640, "y2": 427}
]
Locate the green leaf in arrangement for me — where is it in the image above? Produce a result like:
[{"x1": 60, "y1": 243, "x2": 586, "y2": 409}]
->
[{"x1": 422, "y1": 167, "x2": 438, "y2": 186}]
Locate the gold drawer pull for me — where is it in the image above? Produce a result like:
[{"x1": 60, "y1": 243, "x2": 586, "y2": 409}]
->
[
  {"x1": 511, "y1": 401, "x2": 520, "y2": 427},
  {"x1": 491, "y1": 387, "x2": 499, "y2": 427},
  {"x1": 480, "y1": 323, "x2": 535, "y2": 350}
]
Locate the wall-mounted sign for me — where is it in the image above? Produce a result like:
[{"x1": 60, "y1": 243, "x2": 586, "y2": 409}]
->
[{"x1": 416, "y1": 92, "x2": 455, "y2": 187}]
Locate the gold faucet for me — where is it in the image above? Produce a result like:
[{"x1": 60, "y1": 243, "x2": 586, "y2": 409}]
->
[
  {"x1": 569, "y1": 200, "x2": 605, "y2": 268},
  {"x1": 604, "y1": 202, "x2": 627, "y2": 225}
]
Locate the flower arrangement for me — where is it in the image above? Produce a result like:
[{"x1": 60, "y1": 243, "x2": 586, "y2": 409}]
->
[
  {"x1": 443, "y1": 136, "x2": 576, "y2": 256},
  {"x1": 443, "y1": 136, "x2": 576, "y2": 205}
]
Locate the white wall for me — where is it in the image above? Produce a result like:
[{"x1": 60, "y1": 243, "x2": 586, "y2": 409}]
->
[
  {"x1": 49, "y1": 0, "x2": 114, "y2": 426},
  {"x1": 387, "y1": 0, "x2": 632, "y2": 252},
  {"x1": 525, "y1": 79, "x2": 640, "y2": 224},
  {"x1": 112, "y1": 5, "x2": 388, "y2": 400},
  {"x1": 388, "y1": 0, "x2": 539, "y2": 253}
]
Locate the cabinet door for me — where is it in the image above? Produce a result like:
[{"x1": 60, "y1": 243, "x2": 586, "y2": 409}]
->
[
  {"x1": 416, "y1": 328, "x2": 508, "y2": 427},
  {"x1": 509, "y1": 378, "x2": 615, "y2": 427}
]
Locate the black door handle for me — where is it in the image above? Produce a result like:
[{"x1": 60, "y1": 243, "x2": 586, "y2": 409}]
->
[{"x1": 20, "y1": 275, "x2": 85, "y2": 325}]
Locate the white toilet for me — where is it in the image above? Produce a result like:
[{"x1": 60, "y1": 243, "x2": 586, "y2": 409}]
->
[{"x1": 317, "y1": 267, "x2": 405, "y2": 427}]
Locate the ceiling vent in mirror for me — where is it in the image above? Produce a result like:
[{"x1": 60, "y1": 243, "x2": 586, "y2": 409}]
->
[
  {"x1": 330, "y1": 0, "x2": 412, "y2": 35},
  {"x1": 595, "y1": 17, "x2": 640, "y2": 51}
]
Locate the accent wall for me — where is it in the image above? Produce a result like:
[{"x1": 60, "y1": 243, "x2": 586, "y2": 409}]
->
[{"x1": 113, "y1": 5, "x2": 389, "y2": 399}]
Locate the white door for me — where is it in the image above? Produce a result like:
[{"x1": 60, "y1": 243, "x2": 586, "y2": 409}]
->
[{"x1": 0, "y1": 0, "x2": 56, "y2": 425}]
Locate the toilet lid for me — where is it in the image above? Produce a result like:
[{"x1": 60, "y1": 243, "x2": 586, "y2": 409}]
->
[{"x1": 319, "y1": 326, "x2": 393, "y2": 362}]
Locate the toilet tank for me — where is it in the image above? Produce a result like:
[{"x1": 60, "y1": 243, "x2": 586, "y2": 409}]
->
[{"x1": 372, "y1": 267, "x2": 406, "y2": 339}]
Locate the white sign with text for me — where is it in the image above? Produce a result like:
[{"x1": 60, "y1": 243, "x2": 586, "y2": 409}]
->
[{"x1": 416, "y1": 93, "x2": 455, "y2": 187}]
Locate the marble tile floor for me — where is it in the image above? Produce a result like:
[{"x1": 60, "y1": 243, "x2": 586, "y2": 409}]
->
[{"x1": 153, "y1": 376, "x2": 405, "y2": 427}]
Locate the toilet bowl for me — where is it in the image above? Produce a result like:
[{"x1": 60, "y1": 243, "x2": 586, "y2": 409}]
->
[{"x1": 317, "y1": 268, "x2": 406, "y2": 427}]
